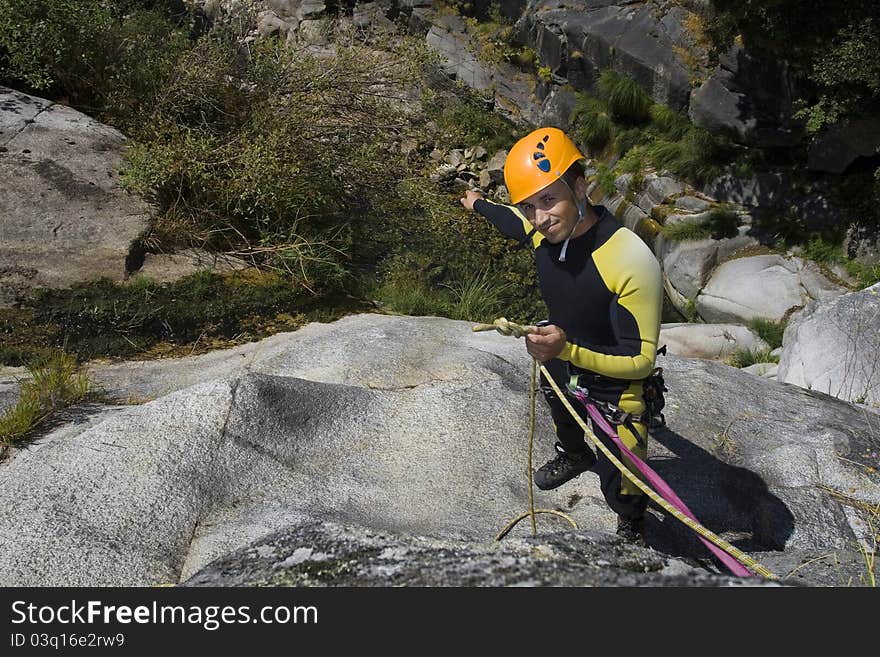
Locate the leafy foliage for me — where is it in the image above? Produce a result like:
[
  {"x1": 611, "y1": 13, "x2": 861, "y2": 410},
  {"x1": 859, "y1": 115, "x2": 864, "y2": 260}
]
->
[
  {"x1": 0, "y1": 0, "x2": 190, "y2": 132},
  {"x1": 706, "y1": 1, "x2": 880, "y2": 132}
]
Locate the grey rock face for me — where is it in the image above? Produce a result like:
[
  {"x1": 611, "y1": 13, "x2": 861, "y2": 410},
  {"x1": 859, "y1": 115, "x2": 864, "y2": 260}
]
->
[
  {"x1": 659, "y1": 323, "x2": 769, "y2": 360},
  {"x1": 696, "y1": 255, "x2": 846, "y2": 324},
  {"x1": 807, "y1": 118, "x2": 880, "y2": 174},
  {"x1": 426, "y1": 23, "x2": 493, "y2": 91},
  {"x1": 532, "y1": 1, "x2": 692, "y2": 110},
  {"x1": 658, "y1": 233, "x2": 758, "y2": 312},
  {"x1": 0, "y1": 87, "x2": 151, "y2": 306},
  {"x1": 2, "y1": 314, "x2": 877, "y2": 587},
  {"x1": 778, "y1": 283, "x2": 880, "y2": 407},
  {"x1": 184, "y1": 521, "x2": 774, "y2": 587},
  {"x1": 688, "y1": 45, "x2": 800, "y2": 148}
]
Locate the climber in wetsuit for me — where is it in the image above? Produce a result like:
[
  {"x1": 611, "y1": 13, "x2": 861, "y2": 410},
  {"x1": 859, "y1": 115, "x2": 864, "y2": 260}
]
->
[{"x1": 460, "y1": 127, "x2": 663, "y2": 542}]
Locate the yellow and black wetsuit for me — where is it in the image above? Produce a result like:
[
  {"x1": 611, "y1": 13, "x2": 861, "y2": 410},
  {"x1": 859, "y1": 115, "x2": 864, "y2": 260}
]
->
[{"x1": 474, "y1": 198, "x2": 663, "y2": 518}]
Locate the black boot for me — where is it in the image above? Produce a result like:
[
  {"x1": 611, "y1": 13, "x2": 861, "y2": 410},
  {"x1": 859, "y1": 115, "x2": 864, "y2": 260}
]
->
[{"x1": 534, "y1": 442, "x2": 596, "y2": 490}]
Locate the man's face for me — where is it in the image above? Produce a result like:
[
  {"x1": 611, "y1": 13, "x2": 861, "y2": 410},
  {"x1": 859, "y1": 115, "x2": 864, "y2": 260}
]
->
[{"x1": 517, "y1": 178, "x2": 581, "y2": 244}]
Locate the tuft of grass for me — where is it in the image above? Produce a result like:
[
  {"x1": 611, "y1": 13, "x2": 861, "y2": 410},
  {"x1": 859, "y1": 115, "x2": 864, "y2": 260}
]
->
[
  {"x1": 443, "y1": 269, "x2": 513, "y2": 322},
  {"x1": 597, "y1": 69, "x2": 651, "y2": 124},
  {"x1": 660, "y1": 220, "x2": 713, "y2": 241},
  {"x1": 660, "y1": 206, "x2": 740, "y2": 242},
  {"x1": 748, "y1": 317, "x2": 787, "y2": 349},
  {"x1": 649, "y1": 104, "x2": 689, "y2": 140},
  {"x1": 593, "y1": 163, "x2": 618, "y2": 198},
  {"x1": 647, "y1": 126, "x2": 729, "y2": 185},
  {"x1": 374, "y1": 273, "x2": 452, "y2": 318},
  {"x1": 573, "y1": 94, "x2": 615, "y2": 151},
  {"x1": 729, "y1": 348, "x2": 779, "y2": 368},
  {"x1": 0, "y1": 350, "x2": 92, "y2": 448}
]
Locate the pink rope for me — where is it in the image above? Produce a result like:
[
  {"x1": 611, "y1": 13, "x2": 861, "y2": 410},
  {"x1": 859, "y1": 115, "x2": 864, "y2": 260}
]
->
[{"x1": 573, "y1": 390, "x2": 753, "y2": 578}]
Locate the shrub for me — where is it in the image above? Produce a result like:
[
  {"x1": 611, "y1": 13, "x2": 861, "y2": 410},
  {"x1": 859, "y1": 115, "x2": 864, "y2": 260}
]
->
[
  {"x1": 0, "y1": 0, "x2": 190, "y2": 133},
  {"x1": 122, "y1": 31, "x2": 434, "y2": 296},
  {"x1": 649, "y1": 104, "x2": 689, "y2": 140}
]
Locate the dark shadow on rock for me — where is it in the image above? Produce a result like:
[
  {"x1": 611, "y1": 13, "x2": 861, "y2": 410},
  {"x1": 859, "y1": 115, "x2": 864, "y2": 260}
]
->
[{"x1": 641, "y1": 424, "x2": 795, "y2": 567}]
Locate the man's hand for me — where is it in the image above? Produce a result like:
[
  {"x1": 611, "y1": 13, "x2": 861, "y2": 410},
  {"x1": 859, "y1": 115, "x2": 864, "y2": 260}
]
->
[
  {"x1": 526, "y1": 324, "x2": 567, "y2": 362},
  {"x1": 460, "y1": 189, "x2": 484, "y2": 212}
]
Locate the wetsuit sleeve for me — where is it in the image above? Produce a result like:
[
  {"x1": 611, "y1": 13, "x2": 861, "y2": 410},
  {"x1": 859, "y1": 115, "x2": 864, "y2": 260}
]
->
[
  {"x1": 474, "y1": 198, "x2": 537, "y2": 245},
  {"x1": 558, "y1": 230, "x2": 662, "y2": 380}
]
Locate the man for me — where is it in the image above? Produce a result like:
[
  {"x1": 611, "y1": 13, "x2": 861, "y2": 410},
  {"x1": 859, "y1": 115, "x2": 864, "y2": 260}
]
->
[{"x1": 460, "y1": 127, "x2": 662, "y2": 543}]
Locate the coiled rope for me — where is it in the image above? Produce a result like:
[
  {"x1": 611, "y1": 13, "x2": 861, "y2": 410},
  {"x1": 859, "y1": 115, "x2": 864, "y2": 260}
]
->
[
  {"x1": 472, "y1": 317, "x2": 777, "y2": 580},
  {"x1": 472, "y1": 319, "x2": 579, "y2": 541}
]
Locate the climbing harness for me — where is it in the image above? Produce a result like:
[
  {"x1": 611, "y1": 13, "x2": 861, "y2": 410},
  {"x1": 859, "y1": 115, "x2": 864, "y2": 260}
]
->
[{"x1": 472, "y1": 317, "x2": 777, "y2": 580}]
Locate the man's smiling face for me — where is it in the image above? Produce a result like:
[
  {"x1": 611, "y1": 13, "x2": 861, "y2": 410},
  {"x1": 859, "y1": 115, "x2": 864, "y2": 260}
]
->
[{"x1": 517, "y1": 178, "x2": 582, "y2": 244}]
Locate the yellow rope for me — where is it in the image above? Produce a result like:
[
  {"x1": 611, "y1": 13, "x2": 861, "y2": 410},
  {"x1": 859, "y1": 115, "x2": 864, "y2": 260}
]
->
[
  {"x1": 474, "y1": 319, "x2": 579, "y2": 540},
  {"x1": 474, "y1": 317, "x2": 778, "y2": 580}
]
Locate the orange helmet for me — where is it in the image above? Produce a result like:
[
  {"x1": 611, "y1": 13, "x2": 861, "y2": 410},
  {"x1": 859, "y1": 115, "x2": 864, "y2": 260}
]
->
[{"x1": 504, "y1": 127, "x2": 585, "y2": 204}]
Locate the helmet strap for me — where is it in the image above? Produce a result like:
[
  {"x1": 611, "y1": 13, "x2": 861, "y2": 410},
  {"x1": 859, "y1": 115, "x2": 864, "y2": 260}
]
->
[{"x1": 558, "y1": 177, "x2": 587, "y2": 263}]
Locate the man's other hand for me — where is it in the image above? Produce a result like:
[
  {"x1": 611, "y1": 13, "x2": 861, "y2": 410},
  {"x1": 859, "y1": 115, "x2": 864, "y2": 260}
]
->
[
  {"x1": 460, "y1": 189, "x2": 484, "y2": 212},
  {"x1": 526, "y1": 324, "x2": 567, "y2": 362}
]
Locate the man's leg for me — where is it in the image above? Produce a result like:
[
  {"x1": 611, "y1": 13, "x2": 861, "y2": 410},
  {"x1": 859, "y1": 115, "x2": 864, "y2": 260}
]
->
[
  {"x1": 592, "y1": 418, "x2": 648, "y2": 543},
  {"x1": 534, "y1": 359, "x2": 596, "y2": 490}
]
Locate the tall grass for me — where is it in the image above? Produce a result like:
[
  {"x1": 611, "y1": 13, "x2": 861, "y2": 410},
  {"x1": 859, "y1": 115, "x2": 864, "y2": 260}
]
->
[
  {"x1": 573, "y1": 95, "x2": 615, "y2": 151},
  {"x1": 729, "y1": 348, "x2": 779, "y2": 368},
  {"x1": 597, "y1": 69, "x2": 651, "y2": 123},
  {"x1": 0, "y1": 351, "x2": 92, "y2": 449},
  {"x1": 443, "y1": 269, "x2": 513, "y2": 321},
  {"x1": 748, "y1": 317, "x2": 787, "y2": 349}
]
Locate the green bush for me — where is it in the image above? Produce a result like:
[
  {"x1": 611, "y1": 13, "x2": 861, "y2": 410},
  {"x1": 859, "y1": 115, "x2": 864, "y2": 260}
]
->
[
  {"x1": 122, "y1": 33, "x2": 435, "y2": 295},
  {"x1": 649, "y1": 104, "x2": 690, "y2": 140},
  {"x1": 707, "y1": 1, "x2": 880, "y2": 133},
  {"x1": 647, "y1": 126, "x2": 730, "y2": 185},
  {"x1": 0, "y1": 0, "x2": 190, "y2": 132}
]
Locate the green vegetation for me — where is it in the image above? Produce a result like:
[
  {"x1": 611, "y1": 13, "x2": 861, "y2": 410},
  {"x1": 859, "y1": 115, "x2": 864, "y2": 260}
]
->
[
  {"x1": 573, "y1": 70, "x2": 735, "y2": 187},
  {"x1": 0, "y1": 5, "x2": 545, "y2": 362},
  {"x1": 729, "y1": 348, "x2": 779, "y2": 368},
  {"x1": 0, "y1": 0, "x2": 190, "y2": 134},
  {"x1": 10, "y1": 271, "x2": 365, "y2": 363},
  {"x1": 0, "y1": 351, "x2": 93, "y2": 452},
  {"x1": 660, "y1": 207, "x2": 739, "y2": 241},
  {"x1": 705, "y1": 1, "x2": 880, "y2": 134},
  {"x1": 747, "y1": 318, "x2": 787, "y2": 350}
]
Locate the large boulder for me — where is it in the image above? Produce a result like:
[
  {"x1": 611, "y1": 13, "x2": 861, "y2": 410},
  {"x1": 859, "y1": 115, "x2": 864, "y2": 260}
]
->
[
  {"x1": 185, "y1": 521, "x2": 770, "y2": 587},
  {"x1": 0, "y1": 87, "x2": 151, "y2": 307},
  {"x1": 1, "y1": 314, "x2": 877, "y2": 587},
  {"x1": 778, "y1": 283, "x2": 880, "y2": 408},
  {"x1": 659, "y1": 323, "x2": 769, "y2": 360},
  {"x1": 658, "y1": 233, "x2": 758, "y2": 314},
  {"x1": 807, "y1": 118, "x2": 880, "y2": 174},
  {"x1": 696, "y1": 255, "x2": 847, "y2": 324}
]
